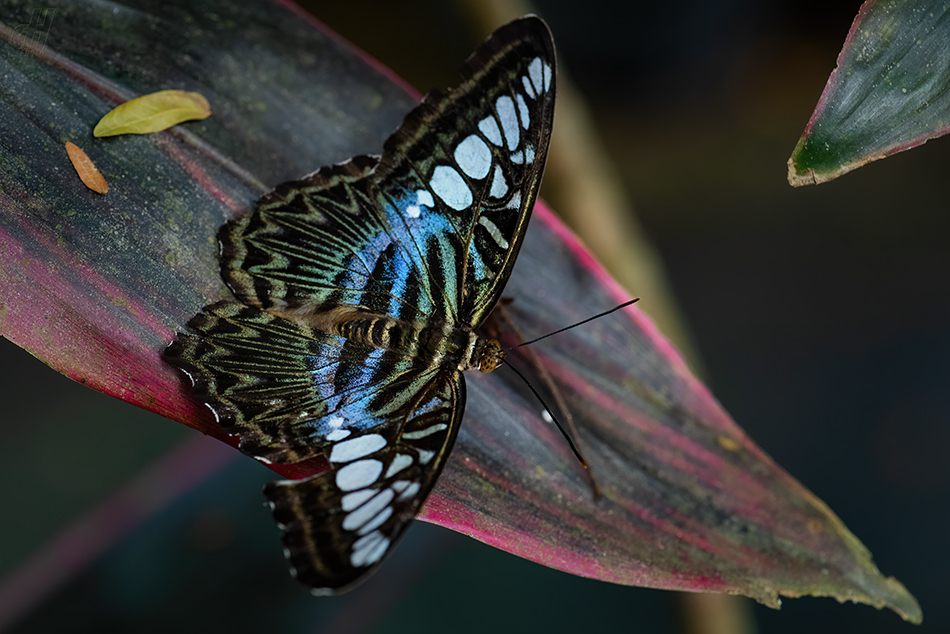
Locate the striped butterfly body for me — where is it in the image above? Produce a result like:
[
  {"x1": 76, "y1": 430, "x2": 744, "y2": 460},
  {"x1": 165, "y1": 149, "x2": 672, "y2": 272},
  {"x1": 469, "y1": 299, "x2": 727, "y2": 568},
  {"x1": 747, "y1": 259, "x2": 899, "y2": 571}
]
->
[{"x1": 165, "y1": 16, "x2": 556, "y2": 594}]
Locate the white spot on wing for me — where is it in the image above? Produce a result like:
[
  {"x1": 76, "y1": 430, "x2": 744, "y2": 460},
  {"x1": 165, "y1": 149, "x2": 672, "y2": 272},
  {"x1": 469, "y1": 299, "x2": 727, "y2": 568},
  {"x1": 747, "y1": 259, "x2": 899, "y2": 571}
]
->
[
  {"x1": 363, "y1": 537, "x2": 390, "y2": 565},
  {"x1": 516, "y1": 93, "x2": 530, "y2": 129},
  {"x1": 528, "y1": 57, "x2": 545, "y2": 94},
  {"x1": 402, "y1": 423, "x2": 448, "y2": 440},
  {"x1": 329, "y1": 434, "x2": 387, "y2": 463},
  {"x1": 336, "y1": 459, "x2": 383, "y2": 491},
  {"x1": 510, "y1": 150, "x2": 523, "y2": 164},
  {"x1": 353, "y1": 530, "x2": 383, "y2": 551},
  {"x1": 357, "y1": 506, "x2": 394, "y2": 535},
  {"x1": 343, "y1": 489, "x2": 394, "y2": 531},
  {"x1": 507, "y1": 191, "x2": 522, "y2": 211},
  {"x1": 478, "y1": 216, "x2": 510, "y2": 249},
  {"x1": 430, "y1": 165, "x2": 472, "y2": 211},
  {"x1": 406, "y1": 190, "x2": 431, "y2": 218},
  {"x1": 417, "y1": 449, "x2": 436, "y2": 465},
  {"x1": 416, "y1": 190, "x2": 434, "y2": 207},
  {"x1": 342, "y1": 489, "x2": 375, "y2": 511},
  {"x1": 522, "y1": 75, "x2": 536, "y2": 99},
  {"x1": 397, "y1": 481, "x2": 421, "y2": 501},
  {"x1": 326, "y1": 429, "x2": 351, "y2": 442},
  {"x1": 328, "y1": 416, "x2": 344, "y2": 428},
  {"x1": 391, "y1": 480, "x2": 411, "y2": 493},
  {"x1": 352, "y1": 539, "x2": 389, "y2": 567},
  {"x1": 179, "y1": 367, "x2": 196, "y2": 386},
  {"x1": 543, "y1": 61, "x2": 552, "y2": 92},
  {"x1": 203, "y1": 402, "x2": 221, "y2": 424},
  {"x1": 525, "y1": 144, "x2": 535, "y2": 163},
  {"x1": 489, "y1": 165, "x2": 507, "y2": 198},
  {"x1": 478, "y1": 116, "x2": 502, "y2": 146},
  {"x1": 454, "y1": 134, "x2": 492, "y2": 180},
  {"x1": 385, "y1": 453, "x2": 414, "y2": 478},
  {"x1": 495, "y1": 95, "x2": 520, "y2": 150},
  {"x1": 350, "y1": 530, "x2": 390, "y2": 567}
]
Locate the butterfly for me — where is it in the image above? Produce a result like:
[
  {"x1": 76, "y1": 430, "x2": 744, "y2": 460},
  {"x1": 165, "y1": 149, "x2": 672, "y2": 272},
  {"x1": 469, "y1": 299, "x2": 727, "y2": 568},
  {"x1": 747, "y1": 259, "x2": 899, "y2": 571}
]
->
[{"x1": 165, "y1": 15, "x2": 556, "y2": 594}]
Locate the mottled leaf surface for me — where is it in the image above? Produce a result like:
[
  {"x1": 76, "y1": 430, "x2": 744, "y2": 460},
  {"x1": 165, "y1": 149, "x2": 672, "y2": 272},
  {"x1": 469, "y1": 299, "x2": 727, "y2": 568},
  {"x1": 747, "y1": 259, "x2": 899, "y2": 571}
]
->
[
  {"x1": 0, "y1": 0, "x2": 920, "y2": 621},
  {"x1": 789, "y1": 0, "x2": 950, "y2": 186}
]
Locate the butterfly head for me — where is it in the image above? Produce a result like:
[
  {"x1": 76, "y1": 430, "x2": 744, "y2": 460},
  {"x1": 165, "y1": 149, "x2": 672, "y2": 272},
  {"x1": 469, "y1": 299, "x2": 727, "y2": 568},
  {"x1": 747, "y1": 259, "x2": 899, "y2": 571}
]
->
[{"x1": 472, "y1": 337, "x2": 505, "y2": 373}]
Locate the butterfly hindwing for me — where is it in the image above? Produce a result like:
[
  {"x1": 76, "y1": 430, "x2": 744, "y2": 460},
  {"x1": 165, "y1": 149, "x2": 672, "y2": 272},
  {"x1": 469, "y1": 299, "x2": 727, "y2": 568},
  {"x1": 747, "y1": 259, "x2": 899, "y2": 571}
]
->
[
  {"x1": 265, "y1": 371, "x2": 463, "y2": 593},
  {"x1": 167, "y1": 301, "x2": 439, "y2": 464},
  {"x1": 164, "y1": 16, "x2": 556, "y2": 594},
  {"x1": 168, "y1": 300, "x2": 464, "y2": 592}
]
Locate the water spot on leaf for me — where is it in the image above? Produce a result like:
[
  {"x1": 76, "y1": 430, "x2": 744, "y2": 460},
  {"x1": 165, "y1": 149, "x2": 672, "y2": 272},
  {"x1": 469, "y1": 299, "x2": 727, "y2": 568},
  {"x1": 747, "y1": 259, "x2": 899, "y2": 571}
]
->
[{"x1": 93, "y1": 90, "x2": 211, "y2": 137}]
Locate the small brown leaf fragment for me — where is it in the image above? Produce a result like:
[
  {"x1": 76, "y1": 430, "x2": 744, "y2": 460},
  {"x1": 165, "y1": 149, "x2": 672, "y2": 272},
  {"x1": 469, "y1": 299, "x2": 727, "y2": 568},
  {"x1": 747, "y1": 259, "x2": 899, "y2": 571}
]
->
[
  {"x1": 93, "y1": 90, "x2": 212, "y2": 137},
  {"x1": 65, "y1": 142, "x2": 108, "y2": 194}
]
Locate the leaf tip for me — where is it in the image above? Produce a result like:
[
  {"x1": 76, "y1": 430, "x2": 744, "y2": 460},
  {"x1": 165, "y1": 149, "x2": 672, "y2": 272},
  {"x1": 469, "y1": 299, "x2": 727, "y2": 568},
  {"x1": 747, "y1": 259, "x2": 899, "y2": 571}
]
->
[
  {"x1": 787, "y1": 155, "x2": 818, "y2": 187},
  {"x1": 884, "y1": 576, "x2": 923, "y2": 625}
]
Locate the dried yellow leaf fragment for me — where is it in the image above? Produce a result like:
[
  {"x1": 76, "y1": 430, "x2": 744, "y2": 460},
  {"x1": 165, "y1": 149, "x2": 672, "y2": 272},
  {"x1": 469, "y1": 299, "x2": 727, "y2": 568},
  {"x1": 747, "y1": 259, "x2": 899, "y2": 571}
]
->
[
  {"x1": 93, "y1": 90, "x2": 212, "y2": 137},
  {"x1": 65, "y1": 142, "x2": 108, "y2": 194}
]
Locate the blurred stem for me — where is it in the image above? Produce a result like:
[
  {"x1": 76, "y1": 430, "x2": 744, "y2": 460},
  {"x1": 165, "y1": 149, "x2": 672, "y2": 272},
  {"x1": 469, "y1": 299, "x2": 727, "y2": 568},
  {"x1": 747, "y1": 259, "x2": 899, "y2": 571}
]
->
[
  {"x1": 0, "y1": 435, "x2": 236, "y2": 631},
  {"x1": 459, "y1": 1, "x2": 752, "y2": 633},
  {"x1": 679, "y1": 593, "x2": 758, "y2": 634}
]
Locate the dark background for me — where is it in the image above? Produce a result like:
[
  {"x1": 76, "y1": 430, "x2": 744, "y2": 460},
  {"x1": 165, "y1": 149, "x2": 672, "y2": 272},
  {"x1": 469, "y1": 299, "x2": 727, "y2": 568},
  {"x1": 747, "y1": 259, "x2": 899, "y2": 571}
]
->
[{"x1": 1, "y1": 1, "x2": 947, "y2": 632}]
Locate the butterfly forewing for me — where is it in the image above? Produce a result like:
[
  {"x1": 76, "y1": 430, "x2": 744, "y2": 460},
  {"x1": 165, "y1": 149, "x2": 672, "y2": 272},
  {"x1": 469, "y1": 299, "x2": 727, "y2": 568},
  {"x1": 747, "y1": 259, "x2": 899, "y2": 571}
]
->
[
  {"x1": 371, "y1": 18, "x2": 556, "y2": 326},
  {"x1": 219, "y1": 155, "x2": 428, "y2": 316},
  {"x1": 164, "y1": 16, "x2": 556, "y2": 594},
  {"x1": 220, "y1": 19, "x2": 556, "y2": 330}
]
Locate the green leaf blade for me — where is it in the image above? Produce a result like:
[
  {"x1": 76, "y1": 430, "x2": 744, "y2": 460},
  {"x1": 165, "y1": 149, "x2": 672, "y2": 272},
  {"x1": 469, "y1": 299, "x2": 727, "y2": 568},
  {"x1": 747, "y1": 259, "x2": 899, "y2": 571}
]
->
[{"x1": 789, "y1": 0, "x2": 950, "y2": 185}]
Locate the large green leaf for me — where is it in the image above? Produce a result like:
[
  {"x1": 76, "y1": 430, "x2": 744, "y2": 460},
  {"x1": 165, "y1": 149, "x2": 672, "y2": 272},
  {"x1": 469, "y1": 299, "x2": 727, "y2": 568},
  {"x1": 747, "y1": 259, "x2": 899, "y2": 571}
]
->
[
  {"x1": 0, "y1": 0, "x2": 921, "y2": 621},
  {"x1": 789, "y1": 0, "x2": 950, "y2": 186}
]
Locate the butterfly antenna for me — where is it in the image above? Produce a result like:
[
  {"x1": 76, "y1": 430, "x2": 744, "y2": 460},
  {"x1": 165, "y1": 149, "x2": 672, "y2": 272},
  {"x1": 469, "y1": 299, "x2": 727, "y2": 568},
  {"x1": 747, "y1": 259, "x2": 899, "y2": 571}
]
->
[
  {"x1": 502, "y1": 361, "x2": 600, "y2": 499},
  {"x1": 495, "y1": 299, "x2": 638, "y2": 500},
  {"x1": 506, "y1": 298, "x2": 639, "y2": 351}
]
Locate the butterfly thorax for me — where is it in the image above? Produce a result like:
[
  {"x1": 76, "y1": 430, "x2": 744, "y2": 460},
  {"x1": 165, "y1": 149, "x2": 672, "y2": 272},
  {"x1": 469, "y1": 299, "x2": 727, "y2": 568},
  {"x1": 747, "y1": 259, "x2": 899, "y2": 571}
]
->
[
  {"x1": 456, "y1": 334, "x2": 505, "y2": 374},
  {"x1": 286, "y1": 305, "x2": 505, "y2": 374}
]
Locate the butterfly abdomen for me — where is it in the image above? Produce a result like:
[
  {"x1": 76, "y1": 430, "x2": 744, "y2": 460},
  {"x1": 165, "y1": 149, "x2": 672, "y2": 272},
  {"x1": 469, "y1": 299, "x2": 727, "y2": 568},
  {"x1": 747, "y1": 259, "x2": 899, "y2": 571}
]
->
[
  {"x1": 293, "y1": 304, "x2": 504, "y2": 374},
  {"x1": 336, "y1": 312, "x2": 397, "y2": 348}
]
